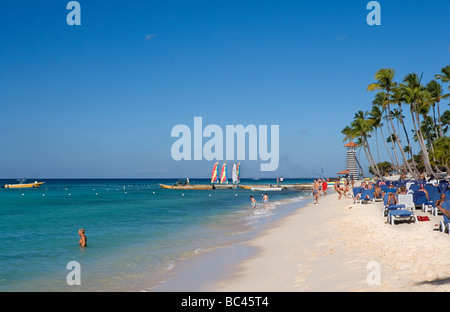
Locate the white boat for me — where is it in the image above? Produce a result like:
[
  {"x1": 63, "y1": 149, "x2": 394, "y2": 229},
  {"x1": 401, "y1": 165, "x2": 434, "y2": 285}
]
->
[{"x1": 251, "y1": 187, "x2": 282, "y2": 191}]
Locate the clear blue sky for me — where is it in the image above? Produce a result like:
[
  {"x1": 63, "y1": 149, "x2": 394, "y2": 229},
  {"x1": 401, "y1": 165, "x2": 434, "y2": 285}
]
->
[{"x1": 1, "y1": 1, "x2": 449, "y2": 178}]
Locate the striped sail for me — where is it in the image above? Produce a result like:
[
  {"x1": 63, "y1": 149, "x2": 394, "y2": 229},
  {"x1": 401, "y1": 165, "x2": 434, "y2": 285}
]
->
[
  {"x1": 211, "y1": 162, "x2": 219, "y2": 183},
  {"x1": 232, "y1": 163, "x2": 238, "y2": 184},
  {"x1": 220, "y1": 162, "x2": 228, "y2": 184},
  {"x1": 236, "y1": 162, "x2": 240, "y2": 184}
]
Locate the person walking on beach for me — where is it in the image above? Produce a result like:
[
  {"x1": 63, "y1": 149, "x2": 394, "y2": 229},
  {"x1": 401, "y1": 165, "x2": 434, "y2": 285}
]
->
[
  {"x1": 262, "y1": 193, "x2": 269, "y2": 207},
  {"x1": 78, "y1": 228, "x2": 87, "y2": 247},
  {"x1": 321, "y1": 179, "x2": 328, "y2": 196},
  {"x1": 334, "y1": 181, "x2": 343, "y2": 200},
  {"x1": 250, "y1": 196, "x2": 257, "y2": 209},
  {"x1": 313, "y1": 180, "x2": 320, "y2": 204}
]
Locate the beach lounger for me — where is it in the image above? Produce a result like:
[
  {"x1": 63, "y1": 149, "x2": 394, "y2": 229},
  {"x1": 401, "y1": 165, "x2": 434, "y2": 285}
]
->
[
  {"x1": 382, "y1": 193, "x2": 405, "y2": 217},
  {"x1": 352, "y1": 187, "x2": 364, "y2": 204},
  {"x1": 360, "y1": 189, "x2": 374, "y2": 204},
  {"x1": 409, "y1": 184, "x2": 420, "y2": 193},
  {"x1": 387, "y1": 209, "x2": 418, "y2": 225},
  {"x1": 398, "y1": 194, "x2": 415, "y2": 211},
  {"x1": 438, "y1": 201, "x2": 450, "y2": 235},
  {"x1": 423, "y1": 191, "x2": 441, "y2": 215},
  {"x1": 413, "y1": 191, "x2": 432, "y2": 210}
]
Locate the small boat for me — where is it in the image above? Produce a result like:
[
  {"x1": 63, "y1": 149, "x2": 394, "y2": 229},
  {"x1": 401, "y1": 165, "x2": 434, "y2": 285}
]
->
[
  {"x1": 250, "y1": 187, "x2": 282, "y2": 191},
  {"x1": 159, "y1": 184, "x2": 214, "y2": 190},
  {"x1": 3, "y1": 180, "x2": 45, "y2": 189}
]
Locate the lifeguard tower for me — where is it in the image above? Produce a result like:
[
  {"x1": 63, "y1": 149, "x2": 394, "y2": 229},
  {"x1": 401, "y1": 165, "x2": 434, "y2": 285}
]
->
[{"x1": 342, "y1": 141, "x2": 359, "y2": 179}]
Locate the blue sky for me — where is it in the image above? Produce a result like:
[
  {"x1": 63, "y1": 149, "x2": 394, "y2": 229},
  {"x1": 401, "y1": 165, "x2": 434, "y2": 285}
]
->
[{"x1": 0, "y1": 1, "x2": 449, "y2": 179}]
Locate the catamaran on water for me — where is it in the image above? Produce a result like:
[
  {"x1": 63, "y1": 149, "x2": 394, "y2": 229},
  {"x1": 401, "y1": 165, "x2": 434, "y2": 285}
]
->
[{"x1": 159, "y1": 161, "x2": 241, "y2": 190}]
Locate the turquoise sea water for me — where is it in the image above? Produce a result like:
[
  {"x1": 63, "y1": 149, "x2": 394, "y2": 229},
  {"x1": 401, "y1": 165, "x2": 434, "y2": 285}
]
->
[{"x1": 0, "y1": 178, "x2": 312, "y2": 291}]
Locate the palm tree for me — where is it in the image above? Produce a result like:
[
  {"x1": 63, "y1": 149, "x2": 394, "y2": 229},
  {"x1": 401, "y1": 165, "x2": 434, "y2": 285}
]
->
[
  {"x1": 426, "y1": 79, "x2": 449, "y2": 138},
  {"x1": 430, "y1": 136, "x2": 450, "y2": 174},
  {"x1": 368, "y1": 69, "x2": 416, "y2": 178},
  {"x1": 401, "y1": 73, "x2": 437, "y2": 179},
  {"x1": 435, "y1": 65, "x2": 450, "y2": 90},
  {"x1": 368, "y1": 105, "x2": 383, "y2": 163},
  {"x1": 372, "y1": 91, "x2": 399, "y2": 169},
  {"x1": 342, "y1": 111, "x2": 384, "y2": 179}
]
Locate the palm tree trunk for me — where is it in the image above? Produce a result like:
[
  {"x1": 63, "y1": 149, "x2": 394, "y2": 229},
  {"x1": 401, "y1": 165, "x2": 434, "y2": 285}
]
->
[
  {"x1": 436, "y1": 99, "x2": 443, "y2": 137},
  {"x1": 379, "y1": 126, "x2": 396, "y2": 167},
  {"x1": 413, "y1": 109, "x2": 437, "y2": 178},
  {"x1": 384, "y1": 108, "x2": 401, "y2": 170},
  {"x1": 400, "y1": 119, "x2": 419, "y2": 174},
  {"x1": 364, "y1": 136, "x2": 383, "y2": 178},
  {"x1": 361, "y1": 138, "x2": 382, "y2": 179},
  {"x1": 386, "y1": 97, "x2": 417, "y2": 179}
]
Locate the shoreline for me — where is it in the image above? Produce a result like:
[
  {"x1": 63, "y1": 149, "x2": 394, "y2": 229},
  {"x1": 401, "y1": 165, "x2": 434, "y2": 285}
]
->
[
  {"x1": 155, "y1": 189, "x2": 450, "y2": 292},
  {"x1": 152, "y1": 196, "x2": 314, "y2": 292}
]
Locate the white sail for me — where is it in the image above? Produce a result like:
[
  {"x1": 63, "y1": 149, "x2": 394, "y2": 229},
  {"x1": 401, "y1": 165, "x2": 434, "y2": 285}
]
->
[{"x1": 232, "y1": 163, "x2": 238, "y2": 184}]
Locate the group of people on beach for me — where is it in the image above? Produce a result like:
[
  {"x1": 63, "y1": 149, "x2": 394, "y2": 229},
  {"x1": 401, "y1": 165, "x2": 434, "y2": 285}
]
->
[
  {"x1": 339, "y1": 173, "x2": 450, "y2": 222},
  {"x1": 313, "y1": 179, "x2": 329, "y2": 204}
]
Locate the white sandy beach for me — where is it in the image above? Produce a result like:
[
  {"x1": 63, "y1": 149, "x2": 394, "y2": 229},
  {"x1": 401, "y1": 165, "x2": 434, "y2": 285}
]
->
[{"x1": 209, "y1": 190, "x2": 450, "y2": 292}]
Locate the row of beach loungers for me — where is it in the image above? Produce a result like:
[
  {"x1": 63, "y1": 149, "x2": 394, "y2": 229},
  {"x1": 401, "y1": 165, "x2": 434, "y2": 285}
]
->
[{"x1": 351, "y1": 180, "x2": 450, "y2": 235}]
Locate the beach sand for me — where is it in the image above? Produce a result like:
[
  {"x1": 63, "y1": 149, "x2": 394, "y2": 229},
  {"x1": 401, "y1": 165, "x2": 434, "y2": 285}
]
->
[{"x1": 207, "y1": 190, "x2": 450, "y2": 292}]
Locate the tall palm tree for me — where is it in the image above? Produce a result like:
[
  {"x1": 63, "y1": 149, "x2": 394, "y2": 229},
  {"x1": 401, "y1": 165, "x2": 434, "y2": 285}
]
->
[
  {"x1": 426, "y1": 79, "x2": 449, "y2": 138},
  {"x1": 435, "y1": 65, "x2": 450, "y2": 90},
  {"x1": 372, "y1": 91, "x2": 399, "y2": 169},
  {"x1": 390, "y1": 107, "x2": 419, "y2": 174},
  {"x1": 368, "y1": 105, "x2": 383, "y2": 163},
  {"x1": 401, "y1": 73, "x2": 437, "y2": 179},
  {"x1": 368, "y1": 68, "x2": 416, "y2": 178}
]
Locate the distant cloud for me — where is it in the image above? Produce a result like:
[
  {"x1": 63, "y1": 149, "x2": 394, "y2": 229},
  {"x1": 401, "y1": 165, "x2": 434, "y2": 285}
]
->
[{"x1": 144, "y1": 33, "x2": 157, "y2": 41}]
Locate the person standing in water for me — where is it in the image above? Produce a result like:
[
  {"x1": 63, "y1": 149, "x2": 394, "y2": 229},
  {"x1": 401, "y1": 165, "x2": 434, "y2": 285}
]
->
[
  {"x1": 262, "y1": 193, "x2": 269, "y2": 207},
  {"x1": 78, "y1": 228, "x2": 87, "y2": 247},
  {"x1": 250, "y1": 196, "x2": 257, "y2": 208}
]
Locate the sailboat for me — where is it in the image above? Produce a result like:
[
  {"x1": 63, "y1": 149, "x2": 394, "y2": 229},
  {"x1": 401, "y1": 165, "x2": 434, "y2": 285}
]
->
[
  {"x1": 220, "y1": 162, "x2": 228, "y2": 184},
  {"x1": 211, "y1": 161, "x2": 219, "y2": 184},
  {"x1": 232, "y1": 162, "x2": 240, "y2": 184}
]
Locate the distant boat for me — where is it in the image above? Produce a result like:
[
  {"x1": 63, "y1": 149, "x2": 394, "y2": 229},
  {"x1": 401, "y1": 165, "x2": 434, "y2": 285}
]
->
[
  {"x1": 250, "y1": 187, "x2": 282, "y2": 191},
  {"x1": 211, "y1": 162, "x2": 219, "y2": 184},
  {"x1": 232, "y1": 162, "x2": 240, "y2": 184},
  {"x1": 159, "y1": 184, "x2": 214, "y2": 190},
  {"x1": 220, "y1": 162, "x2": 228, "y2": 184},
  {"x1": 3, "y1": 180, "x2": 45, "y2": 189}
]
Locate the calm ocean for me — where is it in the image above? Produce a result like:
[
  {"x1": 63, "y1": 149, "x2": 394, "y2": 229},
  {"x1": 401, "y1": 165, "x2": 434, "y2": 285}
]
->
[{"x1": 0, "y1": 178, "x2": 313, "y2": 291}]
